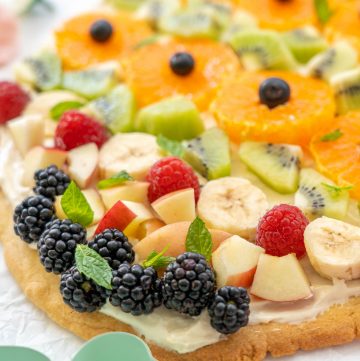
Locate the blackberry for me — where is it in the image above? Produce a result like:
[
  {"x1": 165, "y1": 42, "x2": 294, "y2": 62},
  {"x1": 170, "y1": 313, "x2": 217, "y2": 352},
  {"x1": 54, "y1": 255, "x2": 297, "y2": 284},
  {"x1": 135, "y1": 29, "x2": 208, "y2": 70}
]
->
[
  {"x1": 88, "y1": 228, "x2": 134, "y2": 270},
  {"x1": 162, "y1": 252, "x2": 215, "y2": 316},
  {"x1": 34, "y1": 165, "x2": 70, "y2": 200},
  {"x1": 38, "y1": 219, "x2": 86, "y2": 274},
  {"x1": 110, "y1": 263, "x2": 162, "y2": 316},
  {"x1": 60, "y1": 265, "x2": 109, "y2": 313},
  {"x1": 13, "y1": 195, "x2": 55, "y2": 244},
  {"x1": 208, "y1": 286, "x2": 250, "y2": 335}
]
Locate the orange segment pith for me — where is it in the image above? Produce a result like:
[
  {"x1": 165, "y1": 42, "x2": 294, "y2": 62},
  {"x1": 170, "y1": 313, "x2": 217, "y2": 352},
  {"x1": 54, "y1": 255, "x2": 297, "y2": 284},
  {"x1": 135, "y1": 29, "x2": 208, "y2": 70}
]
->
[
  {"x1": 211, "y1": 71, "x2": 335, "y2": 147},
  {"x1": 310, "y1": 112, "x2": 360, "y2": 199},
  {"x1": 122, "y1": 38, "x2": 241, "y2": 111},
  {"x1": 55, "y1": 12, "x2": 153, "y2": 70}
]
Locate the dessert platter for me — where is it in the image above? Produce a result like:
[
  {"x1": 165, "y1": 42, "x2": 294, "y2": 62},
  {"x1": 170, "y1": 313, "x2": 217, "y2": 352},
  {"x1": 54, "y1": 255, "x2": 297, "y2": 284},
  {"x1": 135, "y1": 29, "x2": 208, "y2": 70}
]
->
[{"x1": 1, "y1": 0, "x2": 360, "y2": 360}]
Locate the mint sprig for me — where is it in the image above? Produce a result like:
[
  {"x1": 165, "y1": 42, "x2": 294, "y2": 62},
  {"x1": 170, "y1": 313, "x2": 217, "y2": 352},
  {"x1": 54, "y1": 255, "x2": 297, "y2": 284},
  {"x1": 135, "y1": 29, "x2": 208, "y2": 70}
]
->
[
  {"x1": 97, "y1": 171, "x2": 134, "y2": 190},
  {"x1": 320, "y1": 129, "x2": 343, "y2": 142},
  {"x1": 185, "y1": 217, "x2": 213, "y2": 261},
  {"x1": 50, "y1": 101, "x2": 85, "y2": 121},
  {"x1": 321, "y1": 183, "x2": 353, "y2": 196},
  {"x1": 314, "y1": 0, "x2": 333, "y2": 25},
  {"x1": 143, "y1": 246, "x2": 175, "y2": 269},
  {"x1": 157, "y1": 134, "x2": 184, "y2": 158},
  {"x1": 61, "y1": 181, "x2": 94, "y2": 228},
  {"x1": 75, "y1": 245, "x2": 112, "y2": 289}
]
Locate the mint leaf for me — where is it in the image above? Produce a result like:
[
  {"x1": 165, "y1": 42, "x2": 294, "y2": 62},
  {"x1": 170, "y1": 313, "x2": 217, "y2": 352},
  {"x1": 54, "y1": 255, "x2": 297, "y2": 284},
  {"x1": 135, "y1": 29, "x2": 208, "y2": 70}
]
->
[
  {"x1": 50, "y1": 101, "x2": 85, "y2": 121},
  {"x1": 143, "y1": 246, "x2": 175, "y2": 269},
  {"x1": 320, "y1": 129, "x2": 343, "y2": 142},
  {"x1": 321, "y1": 182, "x2": 353, "y2": 196},
  {"x1": 75, "y1": 245, "x2": 112, "y2": 289},
  {"x1": 185, "y1": 217, "x2": 213, "y2": 261},
  {"x1": 314, "y1": 0, "x2": 333, "y2": 24},
  {"x1": 97, "y1": 171, "x2": 134, "y2": 189},
  {"x1": 61, "y1": 181, "x2": 94, "y2": 227},
  {"x1": 157, "y1": 134, "x2": 184, "y2": 157}
]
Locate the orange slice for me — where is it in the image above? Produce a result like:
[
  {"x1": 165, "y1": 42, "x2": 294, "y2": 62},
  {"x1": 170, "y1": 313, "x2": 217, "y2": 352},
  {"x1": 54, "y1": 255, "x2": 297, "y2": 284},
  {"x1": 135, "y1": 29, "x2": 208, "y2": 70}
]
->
[
  {"x1": 211, "y1": 71, "x2": 335, "y2": 147},
  {"x1": 310, "y1": 112, "x2": 360, "y2": 199},
  {"x1": 122, "y1": 38, "x2": 241, "y2": 111},
  {"x1": 55, "y1": 12, "x2": 153, "y2": 70}
]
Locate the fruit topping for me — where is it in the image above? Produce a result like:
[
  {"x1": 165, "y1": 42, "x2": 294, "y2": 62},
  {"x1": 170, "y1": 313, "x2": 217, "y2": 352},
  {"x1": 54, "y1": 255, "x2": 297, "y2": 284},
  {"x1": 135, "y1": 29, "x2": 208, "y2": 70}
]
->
[
  {"x1": 162, "y1": 252, "x2": 215, "y2": 316},
  {"x1": 38, "y1": 219, "x2": 86, "y2": 274},
  {"x1": 110, "y1": 263, "x2": 162, "y2": 315},
  {"x1": 54, "y1": 110, "x2": 108, "y2": 151},
  {"x1": 33, "y1": 165, "x2": 70, "y2": 200},
  {"x1": 169, "y1": 52, "x2": 195, "y2": 76},
  {"x1": 238, "y1": 142, "x2": 302, "y2": 194},
  {"x1": 88, "y1": 228, "x2": 135, "y2": 270},
  {"x1": 208, "y1": 286, "x2": 250, "y2": 335},
  {"x1": 147, "y1": 157, "x2": 200, "y2": 203},
  {"x1": 256, "y1": 204, "x2": 309, "y2": 258},
  {"x1": 90, "y1": 19, "x2": 113, "y2": 43},
  {"x1": 13, "y1": 195, "x2": 55, "y2": 244},
  {"x1": 259, "y1": 77, "x2": 291, "y2": 109},
  {"x1": 0, "y1": 81, "x2": 30, "y2": 124}
]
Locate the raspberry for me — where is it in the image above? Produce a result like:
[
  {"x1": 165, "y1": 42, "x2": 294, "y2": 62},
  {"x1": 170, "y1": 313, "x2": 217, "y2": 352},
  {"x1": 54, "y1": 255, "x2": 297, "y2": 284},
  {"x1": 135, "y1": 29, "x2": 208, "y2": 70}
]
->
[
  {"x1": 0, "y1": 81, "x2": 30, "y2": 124},
  {"x1": 54, "y1": 110, "x2": 108, "y2": 151},
  {"x1": 256, "y1": 204, "x2": 309, "y2": 258},
  {"x1": 147, "y1": 157, "x2": 200, "y2": 203}
]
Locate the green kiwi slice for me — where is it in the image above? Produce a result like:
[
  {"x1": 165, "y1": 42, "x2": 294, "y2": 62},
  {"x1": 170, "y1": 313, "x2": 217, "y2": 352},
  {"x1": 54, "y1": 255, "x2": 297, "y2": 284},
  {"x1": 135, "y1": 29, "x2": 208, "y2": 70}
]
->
[
  {"x1": 104, "y1": 0, "x2": 145, "y2": 10},
  {"x1": 182, "y1": 127, "x2": 231, "y2": 180},
  {"x1": 238, "y1": 142, "x2": 302, "y2": 194},
  {"x1": 295, "y1": 168, "x2": 350, "y2": 220}
]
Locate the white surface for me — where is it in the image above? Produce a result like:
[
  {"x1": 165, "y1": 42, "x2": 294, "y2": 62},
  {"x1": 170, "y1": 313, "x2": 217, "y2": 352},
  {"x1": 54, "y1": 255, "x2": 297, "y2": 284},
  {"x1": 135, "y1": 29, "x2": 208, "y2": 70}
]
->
[{"x1": 0, "y1": 1, "x2": 359, "y2": 360}]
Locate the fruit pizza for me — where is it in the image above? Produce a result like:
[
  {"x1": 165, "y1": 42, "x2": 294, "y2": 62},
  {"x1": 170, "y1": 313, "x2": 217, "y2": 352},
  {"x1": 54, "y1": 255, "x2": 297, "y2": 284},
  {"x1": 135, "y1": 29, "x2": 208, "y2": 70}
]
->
[{"x1": 1, "y1": 0, "x2": 360, "y2": 360}]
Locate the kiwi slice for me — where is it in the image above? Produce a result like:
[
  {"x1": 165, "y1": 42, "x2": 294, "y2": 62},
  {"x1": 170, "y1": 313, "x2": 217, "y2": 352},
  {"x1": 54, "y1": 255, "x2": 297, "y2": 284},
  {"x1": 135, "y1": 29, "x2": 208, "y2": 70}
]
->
[
  {"x1": 15, "y1": 51, "x2": 62, "y2": 91},
  {"x1": 331, "y1": 67, "x2": 360, "y2": 114},
  {"x1": 183, "y1": 127, "x2": 231, "y2": 180},
  {"x1": 227, "y1": 29, "x2": 298, "y2": 71},
  {"x1": 62, "y1": 69, "x2": 117, "y2": 100},
  {"x1": 85, "y1": 85, "x2": 136, "y2": 133},
  {"x1": 282, "y1": 26, "x2": 328, "y2": 64},
  {"x1": 222, "y1": 10, "x2": 258, "y2": 42},
  {"x1": 306, "y1": 41, "x2": 358, "y2": 81},
  {"x1": 238, "y1": 142, "x2": 302, "y2": 194},
  {"x1": 295, "y1": 168, "x2": 350, "y2": 220},
  {"x1": 135, "y1": 96, "x2": 204, "y2": 140},
  {"x1": 104, "y1": 0, "x2": 145, "y2": 10}
]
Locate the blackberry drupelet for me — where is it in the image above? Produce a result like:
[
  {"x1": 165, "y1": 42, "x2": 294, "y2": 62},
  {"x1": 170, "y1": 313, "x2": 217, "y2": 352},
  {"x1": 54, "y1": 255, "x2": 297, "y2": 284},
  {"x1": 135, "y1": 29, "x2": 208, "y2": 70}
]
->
[
  {"x1": 88, "y1": 228, "x2": 134, "y2": 270},
  {"x1": 38, "y1": 219, "x2": 86, "y2": 274},
  {"x1": 34, "y1": 165, "x2": 70, "y2": 200},
  {"x1": 110, "y1": 263, "x2": 162, "y2": 316},
  {"x1": 162, "y1": 252, "x2": 215, "y2": 316},
  {"x1": 60, "y1": 265, "x2": 109, "y2": 312},
  {"x1": 208, "y1": 286, "x2": 250, "y2": 334},
  {"x1": 13, "y1": 195, "x2": 54, "y2": 244}
]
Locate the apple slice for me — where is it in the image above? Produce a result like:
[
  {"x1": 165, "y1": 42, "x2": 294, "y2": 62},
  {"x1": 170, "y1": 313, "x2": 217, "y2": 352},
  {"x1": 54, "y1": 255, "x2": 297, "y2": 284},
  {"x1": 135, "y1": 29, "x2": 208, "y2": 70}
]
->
[
  {"x1": 55, "y1": 189, "x2": 105, "y2": 226},
  {"x1": 134, "y1": 222, "x2": 231, "y2": 262},
  {"x1": 251, "y1": 253, "x2": 312, "y2": 302},
  {"x1": 212, "y1": 235, "x2": 265, "y2": 288},
  {"x1": 151, "y1": 188, "x2": 196, "y2": 224},
  {"x1": 99, "y1": 181, "x2": 149, "y2": 210},
  {"x1": 68, "y1": 143, "x2": 99, "y2": 189},
  {"x1": 7, "y1": 114, "x2": 44, "y2": 156},
  {"x1": 22, "y1": 146, "x2": 68, "y2": 187},
  {"x1": 137, "y1": 218, "x2": 166, "y2": 239},
  {"x1": 95, "y1": 200, "x2": 154, "y2": 237}
]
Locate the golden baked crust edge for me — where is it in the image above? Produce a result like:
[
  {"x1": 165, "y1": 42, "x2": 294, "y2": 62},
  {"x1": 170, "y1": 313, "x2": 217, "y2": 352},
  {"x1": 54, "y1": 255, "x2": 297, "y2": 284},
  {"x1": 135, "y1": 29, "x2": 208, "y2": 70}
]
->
[{"x1": 0, "y1": 191, "x2": 359, "y2": 361}]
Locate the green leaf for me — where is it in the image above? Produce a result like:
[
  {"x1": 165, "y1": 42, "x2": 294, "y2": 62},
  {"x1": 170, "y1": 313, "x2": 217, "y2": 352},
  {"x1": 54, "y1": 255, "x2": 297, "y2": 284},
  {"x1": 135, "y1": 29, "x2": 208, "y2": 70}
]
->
[
  {"x1": 314, "y1": 0, "x2": 333, "y2": 25},
  {"x1": 157, "y1": 134, "x2": 184, "y2": 157},
  {"x1": 321, "y1": 182, "x2": 353, "y2": 196},
  {"x1": 142, "y1": 246, "x2": 175, "y2": 269},
  {"x1": 75, "y1": 245, "x2": 112, "y2": 289},
  {"x1": 97, "y1": 171, "x2": 134, "y2": 189},
  {"x1": 61, "y1": 181, "x2": 94, "y2": 227},
  {"x1": 185, "y1": 217, "x2": 213, "y2": 261},
  {"x1": 320, "y1": 129, "x2": 343, "y2": 142},
  {"x1": 50, "y1": 101, "x2": 85, "y2": 121}
]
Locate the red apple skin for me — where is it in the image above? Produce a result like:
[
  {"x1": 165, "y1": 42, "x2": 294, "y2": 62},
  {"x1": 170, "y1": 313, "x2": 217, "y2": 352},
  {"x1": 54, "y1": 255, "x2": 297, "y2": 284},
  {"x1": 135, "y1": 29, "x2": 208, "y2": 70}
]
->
[
  {"x1": 225, "y1": 267, "x2": 257, "y2": 288},
  {"x1": 95, "y1": 200, "x2": 136, "y2": 235}
]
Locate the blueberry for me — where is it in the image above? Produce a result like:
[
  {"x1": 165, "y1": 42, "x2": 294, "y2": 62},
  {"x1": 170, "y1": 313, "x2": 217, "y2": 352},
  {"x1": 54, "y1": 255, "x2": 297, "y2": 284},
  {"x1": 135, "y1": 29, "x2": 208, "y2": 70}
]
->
[
  {"x1": 169, "y1": 52, "x2": 195, "y2": 76},
  {"x1": 259, "y1": 77, "x2": 291, "y2": 109},
  {"x1": 90, "y1": 20, "x2": 113, "y2": 43}
]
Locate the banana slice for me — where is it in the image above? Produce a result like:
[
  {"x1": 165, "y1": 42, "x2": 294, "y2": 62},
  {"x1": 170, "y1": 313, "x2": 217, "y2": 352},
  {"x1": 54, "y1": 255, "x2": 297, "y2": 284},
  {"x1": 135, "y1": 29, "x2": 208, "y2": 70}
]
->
[
  {"x1": 99, "y1": 133, "x2": 162, "y2": 180},
  {"x1": 304, "y1": 217, "x2": 360, "y2": 281},
  {"x1": 197, "y1": 177, "x2": 269, "y2": 240}
]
